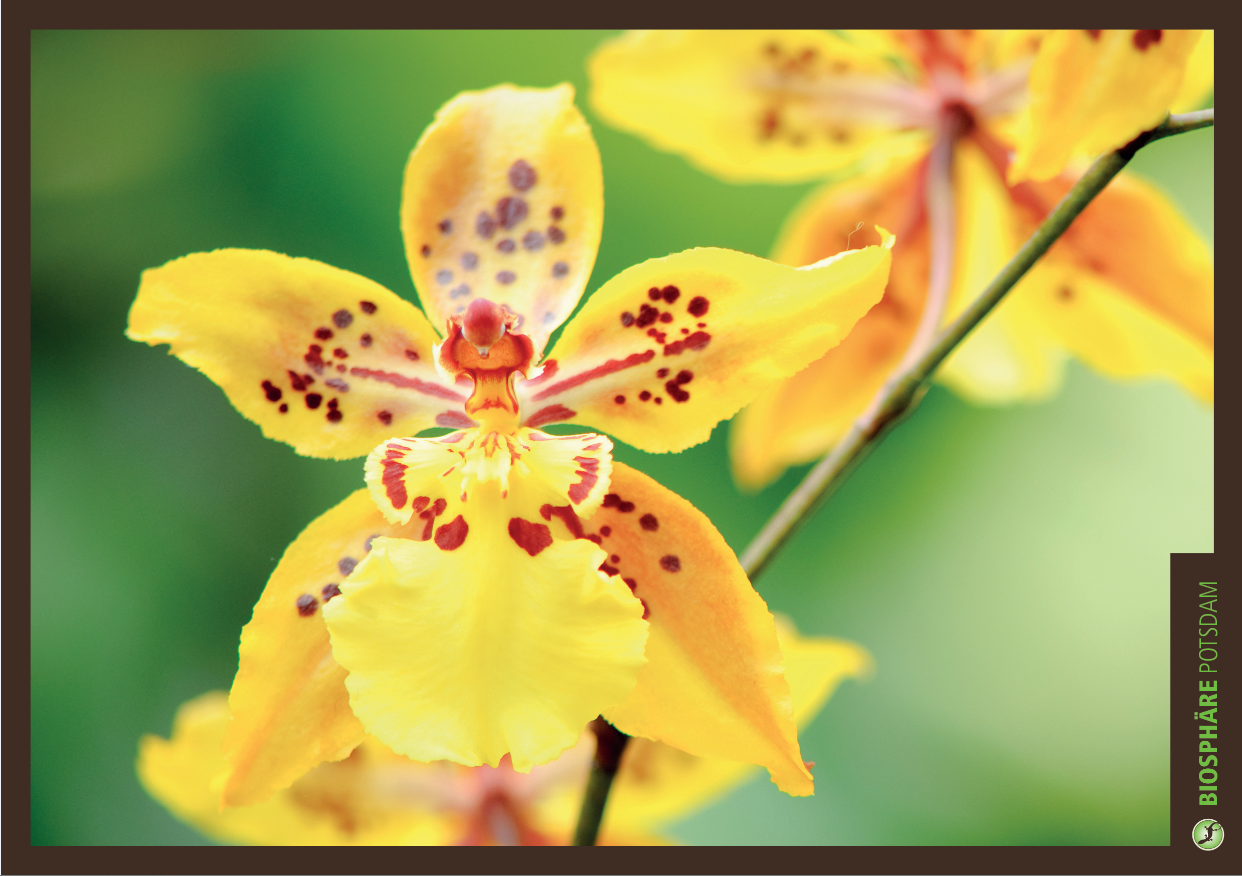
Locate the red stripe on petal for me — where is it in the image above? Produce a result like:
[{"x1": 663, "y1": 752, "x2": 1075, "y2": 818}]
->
[{"x1": 530, "y1": 350, "x2": 655, "y2": 401}]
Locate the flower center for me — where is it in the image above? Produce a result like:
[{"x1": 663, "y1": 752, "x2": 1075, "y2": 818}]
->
[{"x1": 436, "y1": 298, "x2": 536, "y2": 433}]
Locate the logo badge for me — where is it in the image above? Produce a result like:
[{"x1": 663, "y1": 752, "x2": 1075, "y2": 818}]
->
[{"x1": 1193, "y1": 819, "x2": 1224, "y2": 850}]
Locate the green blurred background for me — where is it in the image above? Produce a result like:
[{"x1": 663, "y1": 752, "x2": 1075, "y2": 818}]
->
[{"x1": 30, "y1": 31, "x2": 1213, "y2": 845}]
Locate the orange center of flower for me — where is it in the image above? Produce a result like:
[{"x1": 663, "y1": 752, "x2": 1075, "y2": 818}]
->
[{"x1": 436, "y1": 298, "x2": 536, "y2": 432}]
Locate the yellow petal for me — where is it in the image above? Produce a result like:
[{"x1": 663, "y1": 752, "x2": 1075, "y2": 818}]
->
[
  {"x1": 401, "y1": 84, "x2": 603, "y2": 356},
  {"x1": 138, "y1": 691, "x2": 455, "y2": 845},
  {"x1": 222, "y1": 488, "x2": 429, "y2": 807},
  {"x1": 128, "y1": 249, "x2": 468, "y2": 460},
  {"x1": 590, "y1": 30, "x2": 928, "y2": 184},
  {"x1": 731, "y1": 153, "x2": 927, "y2": 489},
  {"x1": 939, "y1": 140, "x2": 1067, "y2": 403},
  {"x1": 1009, "y1": 29, "x2": 1204, "y2": 183},
  {"x1": 564, "y1": 463, "x2": 806, "y2": 795},
  {"x1": 525, "y1": 240, "x2": 893, "y2": 454},
  {"x1": 1171, "y1": 31, "x2": 1213, "y2": 112},
  {"x1": 323, "y1": 468, "x2": 647, "y2": 771}
]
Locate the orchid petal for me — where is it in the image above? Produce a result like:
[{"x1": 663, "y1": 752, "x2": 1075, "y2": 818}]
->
[
  {"x1": 401, "y1": 84, "x2": 603, "y2": 356},
  {"x1": 590, "y1": 30, "x2": 929, "y2": 184},
  {"x1": 128, "y1": 249, "x2": 467, "y2": 460},
  {"x1": 523, "y1": 241, "x2": 893, "y2": 454},
  {"x1": 221, "y1": 488, "x2": 430, "y2": 807},
  {"x1": 1009, "y1": 29, "x2": 1204, "y2": 183},
  {"x1": 732, "y1": 154, "x2": 926, "y2": 488},
  {"x1": 563, "y1": 462, "x2": 812, "y2": 795},
  {"x1": 138, "y1": 691, "x2": 456, "y2": 845}
]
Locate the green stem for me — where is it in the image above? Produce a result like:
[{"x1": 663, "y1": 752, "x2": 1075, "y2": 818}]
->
[
  {"x1": 572, "y1": 718, "x2": 631, "y2": 846},
  {"x1": 738, "y1": 108, "x2": 1212, "y2": 582}
]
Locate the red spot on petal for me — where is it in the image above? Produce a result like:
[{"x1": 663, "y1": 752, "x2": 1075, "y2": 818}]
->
[
  {"x1": 665, "y1": 380, "x2": 690, "y2": 402},
  {"x1": 659, "y1": 312, "x2": 673, "y2": 324},
  {"x1": 610, "y1": 554, "x2": 621, "y2": 563},
  {"x1": 635, "y1": 303, "x2": 660, "y2": 328},
  {"x1": 602, "y1": 494, "x2": 635, "y2": 513},
  {"x1": 1085, "y1": 29, "x2": 1101, "y2": 40},
  {"x1": 688, "y1": 296, "x2": 709, "y2": 317},
  {"x1": 360, "y1": 300, "x2": 377, "y2": 314},
  {"x1": 640, "y1": 514, "x2": 659, "y2": 531},
  {"x1": 660, "y1": 555, "x2": 681, "y2": 572},
  {"x1": 434, "y1": 515, "x2": 469, "y2": 551},
  {"x1": 420, "y1": 244, "x2": 431, "y2": 257},
  {"x1": 525, "y1": 404, "x2": 576, "y2": 428},
  {"x1": 278, "y1": 403, "x2": 288, "y2": 413},
  {"x1": 614, "y1": 395, "x2": 625, "y2": 404},
  {"x1": 676, "y1": 370, "x2": 693, "y2": 384},
  {"x1": 599, "y1": 562, "x2": 620, "y2": 576},
  {"x1": 412, "y1": 496, "x2": 431, "y2": 513},
  {"x1": 315, "y1": 327, "x2": 334, "y2": 341},
  {"x1": 654, "y1": 397, "x2": 663, "y2": 405},
  {"x1": 647, "y1": 287, "x2": 662, "y2": 301},
  {"x1": 508, "y1": 517, "x2": 553, "y2": 556},
  {"x1": 296, "y1": 594, "x2": 319, "y2": 616},
  {"x1": 656, "y1": 368, "x2": 669, "y2": 378},
  {"x1": 405, "y1": 349, "x2": 420, "y2": 361},
  {"x1": 1132, "y1": 29, "x2": 1162, "y2": 50},
  {"x1": 261, "y1": 380, "x2": 282, "y2": 402},
  {"x1": 600, "y1": 526, "x2": 612, "y2": 537},
  {"x1": 639, "y1": 390, "x2": 651, "y2": 401},
  {"x1": 620, "y1": 312, "x2": 635, "y2": 327},
  {"x1": 327, "y1": 409, "x2": 343, "y2": 422},
  {"x1": 333, "y1": 347, "x2": 348, "y2": 359},
  {"x1": 568, "y1": 460, "x2": 600, "y2": 505},
  {"x1": 661, "y1": 285, "x2": 680, "y2": 303},
  {"x1": 382, "y1": 459, "x2": 409, "y2": 509},
  {"x1": 305, "y1": 393, "x2": 323, "y2": 409},
  {"x1": 541, "y1": 503, "x2": 586, "y2": 539},
  {"x1": 377, "y1": 410, "x2": 393, "y2": 425},
  {"x1": 287, "y1": 371, "x2": 308, "y2": 391}
]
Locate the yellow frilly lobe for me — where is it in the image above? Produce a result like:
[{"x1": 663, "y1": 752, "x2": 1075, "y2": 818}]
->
[
  {"x1": 138, "y1": 691, "x2": 454, "y2": 845},
  {"x1": 589, "y1": 30, "x2": 927, "y2": 184},
  {"x1": 325, "y1": 426, "x2": 646, "y2": 772},
  {"x1": 1009, "y1": 29, "x2": 1206, "y2": 183},
  {"x1": 402, "y1": 84, "x2": 603, "y2": 356},
  {"x1": 732, "y1": 154, "x2": 925, "y2": 489},
  {"x1": 524, "y1": 235, "x2": 894, "y2": 454}
]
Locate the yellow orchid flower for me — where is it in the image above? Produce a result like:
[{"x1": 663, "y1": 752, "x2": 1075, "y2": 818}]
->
[
  {"x1": 590, "y1": 31, "x2": 1213, "y2": 489},
  {"x1": 137, "y1": 621, "x2": 872, "y2": 845},
  {"x1": 127, "y1": 84, "x2": 894, "y2": 806}
]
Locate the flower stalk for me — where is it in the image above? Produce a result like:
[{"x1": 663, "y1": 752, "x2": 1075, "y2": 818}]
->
[
  {"x1": 572, "y1": 718, "x2": 632, "y2": 845},
  {"x1": 738, "y1": 109, "x2": 1213, "y2": 582}
]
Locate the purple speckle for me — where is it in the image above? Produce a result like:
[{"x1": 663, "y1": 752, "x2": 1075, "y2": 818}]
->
[
  {"x1": 496, "y1": 270, "x2": 517, "y2": 285},
  {"x1": 509, "y1": 159, "x2": 537, "y2": 192},
  {"x1": 365, "y1": 533, "x2": 380, "y2": 551},
  {"x1": 338, "y1": 556, "x2": 358, "y2": 576},
  {"x1": 552, "y1": 261, "x2": 569, "y2": 278},
  {"x1": 321, "y1": 583, "x2": 342, "y2": 602},
  {"x1": 523, "y1": 230, "x2": 545, "y2": 251},
  {"x1": 550, "y1": 206, "x2": 564, "y2": 220},
  {"x1": 325, "y1": 377, "x2": 350, "y2": 392},
  {"x1": 450, "y1": 284, "x2": 471, "y2": 299},
  {"x1": 547, "y1": 226, "x2": 565, "y2": 244},
  {"x1": 332, "y1": 309, "x2": 353, "y2": 329},
  {"x1": 496, "y1": 196, "x2": 528, "y2": 230},
  {"x1": 436, "y1": 269, "x2": 453, "y2": 285},
  {"x1": 476, "y1": 212, "x2": 496, "y2": 239},
  {"x1": 461, "y1": 252, "x2": 478, "y2": 270},
  {"x1": 296, "y1": 594, "x2": 319, "y2": 616},
  {"x1": 438, "y1": 218, "x2": 452, "y2": 234},
  {"x1": 497, "y1": 239, "x2": 515, "y2": 253}
]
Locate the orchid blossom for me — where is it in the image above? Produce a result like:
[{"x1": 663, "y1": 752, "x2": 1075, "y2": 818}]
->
[
  {"x1": 139, "y1": 621, "x2": 870, "y2": 845},
  {"x1": 128, "y1": 84, "x2": 894, "y2": 808},
  {"x1": 589, "y1": 31, "x2": 1214, "y2": 488}
]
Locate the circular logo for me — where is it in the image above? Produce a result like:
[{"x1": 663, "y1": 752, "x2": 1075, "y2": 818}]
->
[{"x1": 1193, "y1": 819, "x2": 1224, "y2": 850}]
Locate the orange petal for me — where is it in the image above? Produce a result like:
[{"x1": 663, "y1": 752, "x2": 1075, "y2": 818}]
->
[
  {"x1": 401, "y1": 84, "x2": 603, "y2": 356},
  {"x1": 732, "y1": 153, "x2": 928, "y2": 489},
  {"x1": 581, "y1": 463, "x2": 811, "y2": 796},
  {"x1": 221, "y1": 488, "x2": 427, "y2": 806},
  {"x1": 523, "y1": 240, "x2": 893, "y2": 454},
  {"x1": 128, "y1": 249, "x2": 468, "y2": 460}
]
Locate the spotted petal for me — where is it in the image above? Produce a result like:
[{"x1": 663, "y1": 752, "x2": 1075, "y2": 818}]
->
[
  {"x1": 401, "y1": 84, "x2": 603, "y2": 356},
  {"x1": 222, "y1": 488, "x2": 426, "y2": 807},
  {"x1": 521, "y1": 241, "x2": 893, "y2": 454},
  {"x1": 324, "y1": 438, "x2": 647, "y2": 772},
  {"x1": 138, "y1": 691, "x2": 455, "y2": 845},
  {"x1": 1009, "y1": 29, "x2": 1205, "y2": 183},
  {"x1": 590, "y1": 30, "x2": 928, "y2": 184},
  {"x1": 538, "y1": 462, "x2": 812, "y2": 795},
  {"x1": 128, "y1": 249, "x2": 469, "y2": 460}
]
